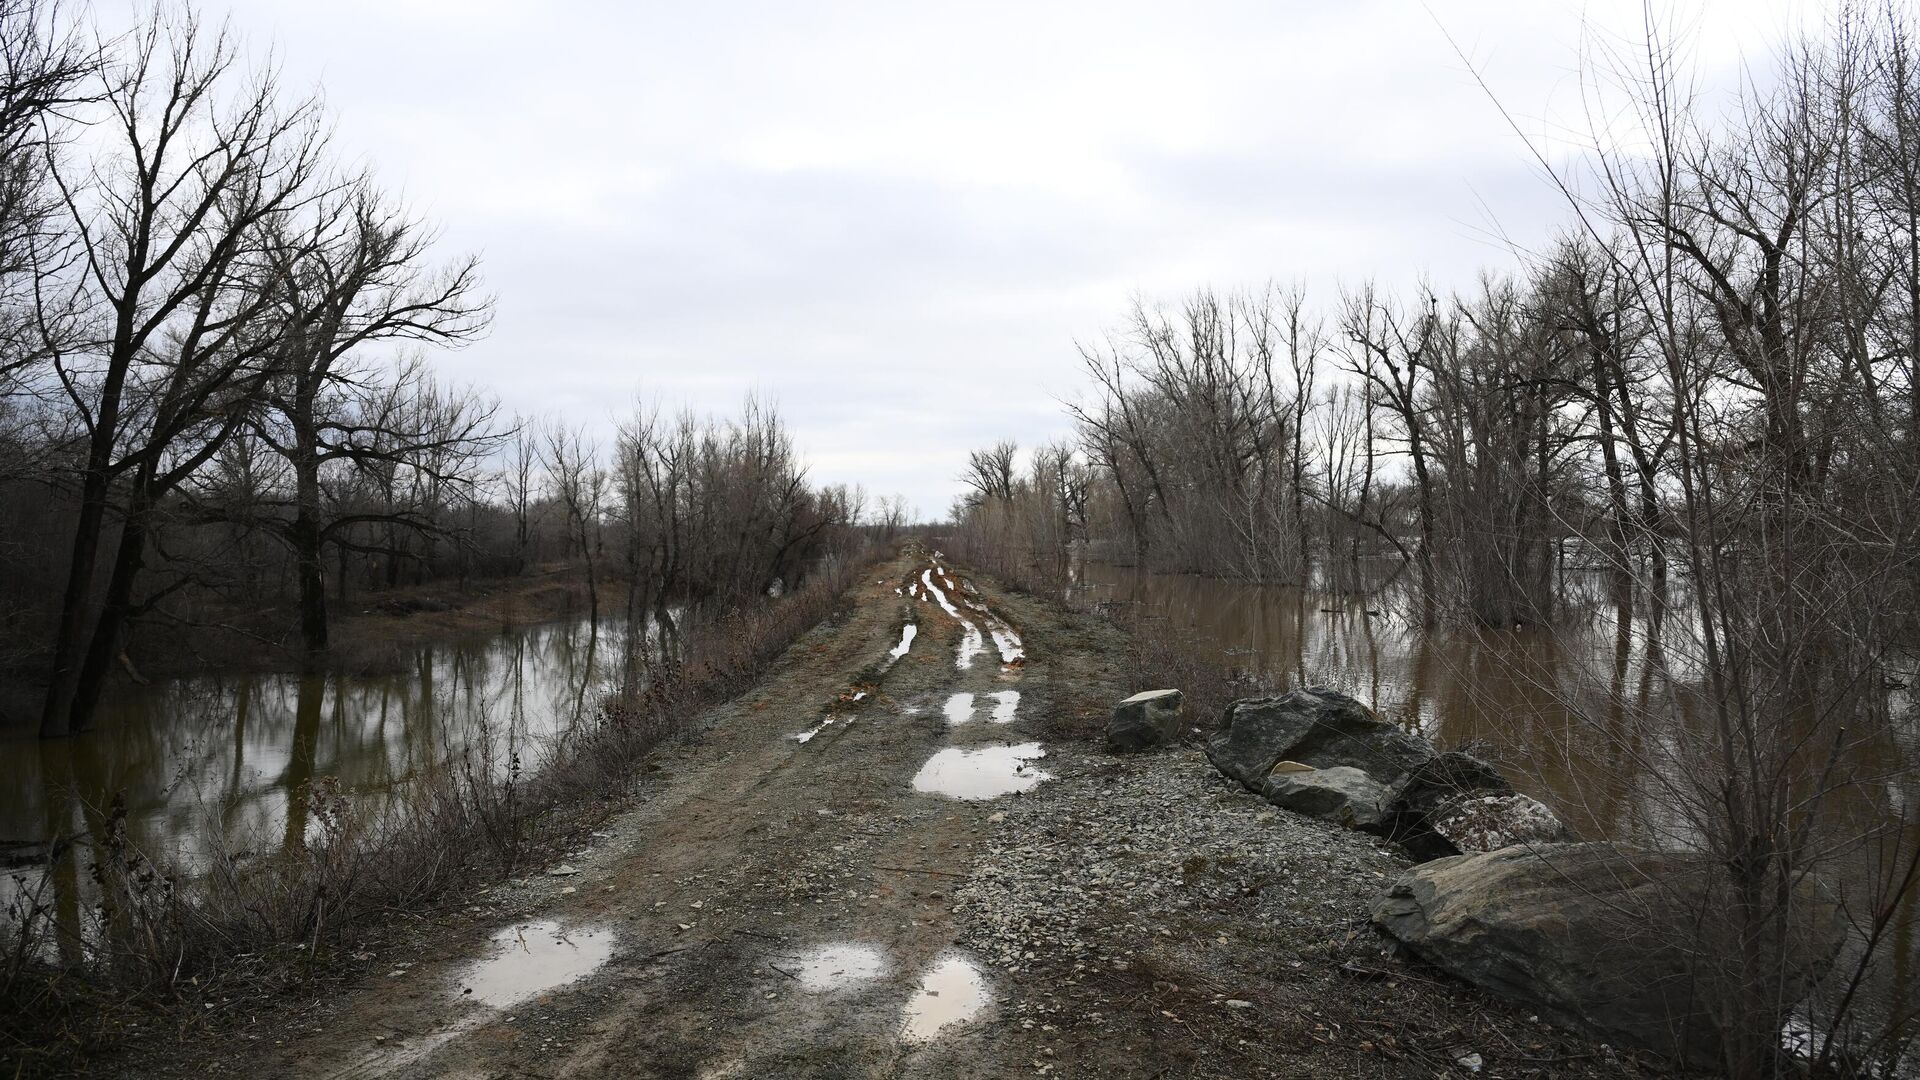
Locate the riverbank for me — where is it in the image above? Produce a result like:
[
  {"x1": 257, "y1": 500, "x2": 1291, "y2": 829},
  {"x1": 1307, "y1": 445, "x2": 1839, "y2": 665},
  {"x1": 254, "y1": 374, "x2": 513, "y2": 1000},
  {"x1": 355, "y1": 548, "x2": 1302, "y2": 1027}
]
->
[{"x1": 32, "y1": 548, "x2": 1662, "y2": 1079}]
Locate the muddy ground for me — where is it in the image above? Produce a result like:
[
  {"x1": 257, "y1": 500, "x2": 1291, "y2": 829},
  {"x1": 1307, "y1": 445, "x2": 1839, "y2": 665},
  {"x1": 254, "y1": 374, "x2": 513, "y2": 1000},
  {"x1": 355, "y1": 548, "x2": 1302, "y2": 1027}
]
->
[{"x1": 93, "y1": 547, "x2": 1670, "y2": 1079}]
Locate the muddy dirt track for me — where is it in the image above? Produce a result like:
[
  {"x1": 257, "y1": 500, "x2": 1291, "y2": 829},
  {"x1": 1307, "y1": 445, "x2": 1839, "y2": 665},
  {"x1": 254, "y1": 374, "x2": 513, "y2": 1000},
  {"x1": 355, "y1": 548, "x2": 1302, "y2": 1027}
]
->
[{"x1": 122, "y1": 547, "x2": 1649, "y2": 1080}]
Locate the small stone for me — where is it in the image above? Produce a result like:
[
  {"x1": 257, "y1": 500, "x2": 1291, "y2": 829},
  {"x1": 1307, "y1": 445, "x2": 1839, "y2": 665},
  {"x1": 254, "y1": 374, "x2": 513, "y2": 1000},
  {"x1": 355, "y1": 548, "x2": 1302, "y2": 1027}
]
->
[
  {"x1": 548, "y1": 865, "x2": 579, "y2": 877},
  {"x1": 1224, "y1": 999, "x2": 1253, "y2": 1009}
]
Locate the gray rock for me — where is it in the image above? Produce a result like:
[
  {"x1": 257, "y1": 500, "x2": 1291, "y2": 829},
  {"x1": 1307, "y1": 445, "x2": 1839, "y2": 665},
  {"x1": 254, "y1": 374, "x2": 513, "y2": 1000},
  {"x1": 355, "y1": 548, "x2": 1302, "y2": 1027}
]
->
[
  {"x1": 1205, "y1": 688, "x2": 1432, "y2": 792},
  {"x1": 1373, "y1": 843, "x2": 1844, "y2": 1070},
  {"x1": 1262, "y1": 765, "x2": 1390, "y2": 830},
  {"x1": 1429, "y1": 792, "x2": 1569, "y2": 853},
  {"x1": 1385, "y1": 749, "x2": 1518, "y2": 861},
  {"x1": 1392, "y1": 750, "x2": 1513, "y2": 818},
  {"x1": 1107, "y1": 689, "x2": 1184, "y2": 751}
]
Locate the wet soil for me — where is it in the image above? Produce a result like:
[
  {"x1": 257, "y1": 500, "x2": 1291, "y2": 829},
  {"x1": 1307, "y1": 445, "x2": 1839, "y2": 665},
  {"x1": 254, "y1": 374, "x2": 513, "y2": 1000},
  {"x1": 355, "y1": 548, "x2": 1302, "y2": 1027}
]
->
[{"x1": 91, "y1": 548, "x2": 1664, "y2": 1079}]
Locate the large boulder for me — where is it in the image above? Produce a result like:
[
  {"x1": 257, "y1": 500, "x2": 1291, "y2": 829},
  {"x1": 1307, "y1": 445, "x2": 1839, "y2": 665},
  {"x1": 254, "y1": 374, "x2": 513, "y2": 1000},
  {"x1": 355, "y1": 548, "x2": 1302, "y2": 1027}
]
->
[
  {"x1": 1373, "y1": 843, "x2": 1845, "y2": 1070},
  {"x1": 1205, "y1": 688, "x2": 1432, "y2": 793},
  {"x1": 1391, "y1": 749, "x2": 1512, "y2": 817},
  {"x1": 1107, "y1": 689, "x2": 1183, "y2": 751},
  {"x1": 1263, "y1": 765, "x2": 1390, "y2": 830}
]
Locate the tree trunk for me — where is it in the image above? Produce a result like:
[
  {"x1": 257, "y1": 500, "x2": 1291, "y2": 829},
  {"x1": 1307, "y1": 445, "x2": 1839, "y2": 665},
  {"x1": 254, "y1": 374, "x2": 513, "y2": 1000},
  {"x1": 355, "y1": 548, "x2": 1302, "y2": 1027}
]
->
[
  {"x1": 293, "y1": 451, "x2": 329, "y2": 657},
  {"x1": 38, "y1": 467, "x2": 112, "y2": 737},
  {"x1": 66, "y1": 493, "x2": 151, "y2": 734}
]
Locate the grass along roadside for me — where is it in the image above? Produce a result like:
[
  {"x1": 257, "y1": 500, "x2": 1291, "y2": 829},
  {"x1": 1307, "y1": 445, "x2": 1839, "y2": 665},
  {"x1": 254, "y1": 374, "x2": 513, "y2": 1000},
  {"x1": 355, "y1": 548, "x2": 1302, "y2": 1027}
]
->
[{"x1": 0, "y1": 544, "x2": 882, "y2": 1079}]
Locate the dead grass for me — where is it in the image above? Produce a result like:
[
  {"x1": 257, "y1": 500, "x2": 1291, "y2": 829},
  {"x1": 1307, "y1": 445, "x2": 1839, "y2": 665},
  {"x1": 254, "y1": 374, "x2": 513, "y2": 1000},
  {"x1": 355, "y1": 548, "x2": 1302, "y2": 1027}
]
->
[{"x1": 1115, "y1": 608, "x2": 1273, "y2": 733}]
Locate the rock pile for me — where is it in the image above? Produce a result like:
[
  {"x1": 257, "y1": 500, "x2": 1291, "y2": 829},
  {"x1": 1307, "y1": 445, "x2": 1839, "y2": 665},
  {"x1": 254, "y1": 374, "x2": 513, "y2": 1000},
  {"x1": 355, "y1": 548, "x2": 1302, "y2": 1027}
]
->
[
  {"x1": 1193, "y1": 687, "x2": 1842, "y2": 1074},
  {"x1": 1201, "y1": 687, "x2": 1567, "y2": 859},
  {"x1": 952, "y1": 752, "x2": 1406, "y2": 1033}
]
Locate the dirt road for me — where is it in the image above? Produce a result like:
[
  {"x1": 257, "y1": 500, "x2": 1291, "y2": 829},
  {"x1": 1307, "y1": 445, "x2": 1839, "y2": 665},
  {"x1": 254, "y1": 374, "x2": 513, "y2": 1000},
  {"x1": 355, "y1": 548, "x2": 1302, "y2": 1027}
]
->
[
  {"x1": 194, "y1": 547, "x2": 1114, "y2": 1078},
  {"x1": 146, "y1": 546, "x2": 1640, "y2": 1080}
]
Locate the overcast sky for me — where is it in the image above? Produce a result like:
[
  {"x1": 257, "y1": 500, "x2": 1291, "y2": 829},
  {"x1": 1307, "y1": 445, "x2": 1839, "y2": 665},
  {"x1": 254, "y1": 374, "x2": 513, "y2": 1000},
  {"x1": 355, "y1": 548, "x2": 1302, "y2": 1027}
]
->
[{"x1": 162, "y1": 0, "x2": 1824, "y2": 519}]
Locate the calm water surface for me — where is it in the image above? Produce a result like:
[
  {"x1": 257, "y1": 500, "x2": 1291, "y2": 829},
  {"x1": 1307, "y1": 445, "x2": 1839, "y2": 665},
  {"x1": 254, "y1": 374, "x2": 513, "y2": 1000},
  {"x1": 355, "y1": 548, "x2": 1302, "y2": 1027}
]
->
[{"x1": 1, "y1": 616, "x2": 631, "y2": 866}]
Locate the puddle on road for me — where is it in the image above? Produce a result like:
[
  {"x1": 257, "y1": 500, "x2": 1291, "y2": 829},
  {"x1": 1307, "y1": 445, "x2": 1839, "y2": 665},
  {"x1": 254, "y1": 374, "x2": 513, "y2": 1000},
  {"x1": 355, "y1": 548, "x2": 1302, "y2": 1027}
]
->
[
  {"x1": 456, "y1": 920, "x2": 614, "y2": 1009},
  {"x1": 954, "y1": 624, "x2": 987, "y2": 670},
  {"x1": 888, "y1": 623, "x2": 918, "y2": 663},
  {"x1": 984, "y1": 621, "x2": 1025, "y2": 665},
  {"x1": 942, "y1": 692, "x2": 976, "y2": 725},
  {"x1": 911, "y1": 743, "x2": 1051, "y2": 800},
  {"x1": 921, "y1": 570, "x2": 987, "y2": 670},
  {"x1": 987, "y1": 690, "x2": 1019, "y2": 723},
  {"x1": 900, "y1": 954, "x2": 991, "y2": 1042},
  {"x1": 783, "y1": 942, "x2": 887, "y2": 991}
]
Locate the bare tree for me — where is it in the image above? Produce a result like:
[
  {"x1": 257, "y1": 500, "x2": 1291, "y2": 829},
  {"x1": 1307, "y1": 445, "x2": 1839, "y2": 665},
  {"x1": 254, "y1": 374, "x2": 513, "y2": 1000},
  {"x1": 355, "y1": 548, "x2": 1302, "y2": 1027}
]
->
[
  {"x1": 37, "y1": 9, "x2": 327, "y2": 735},
  {"x1": 961, "y1": 439, "x2": 1017, "y2": 504},
  {"x1": 243, "y1": 177, "x2": 492, "y2": 657}
]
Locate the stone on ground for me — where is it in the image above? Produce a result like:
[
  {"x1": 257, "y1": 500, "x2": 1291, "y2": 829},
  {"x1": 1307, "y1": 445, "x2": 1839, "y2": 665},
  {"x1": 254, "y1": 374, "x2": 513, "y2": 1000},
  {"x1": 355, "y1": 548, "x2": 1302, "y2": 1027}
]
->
[
  {"x1": 1262, "y1": 764, "x2": 1390, "y2": 830},
  {"x1": 1107, "y1": 688, "x2": 1184, "y2": 751},
  {"x1": 1384, "y1": 749, "x2": 1518, "y2": 860}
]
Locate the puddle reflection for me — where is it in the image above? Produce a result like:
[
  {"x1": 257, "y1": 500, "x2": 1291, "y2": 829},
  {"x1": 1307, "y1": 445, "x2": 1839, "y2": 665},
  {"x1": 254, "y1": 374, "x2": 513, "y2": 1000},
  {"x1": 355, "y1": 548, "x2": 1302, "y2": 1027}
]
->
[
  {"x1": 456, "y1": 919, "x2": 614, "y2": 1009},
  {"x1": 911, "y1": 743, "x2": 1051, "y2": 800},
  {"x1": 900, "y1": 954, "x2": 990, "y2": 1041},
  {"x1": 785, "y1": 942, "x2": 887, "y2": 991}
]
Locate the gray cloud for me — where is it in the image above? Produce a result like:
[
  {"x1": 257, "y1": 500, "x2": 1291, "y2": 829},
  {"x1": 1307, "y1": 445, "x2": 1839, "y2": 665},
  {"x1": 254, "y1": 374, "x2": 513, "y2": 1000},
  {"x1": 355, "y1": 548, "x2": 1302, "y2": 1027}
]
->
[{"x1": 144, "y1": 0, "x2": 1818, "y2": 518}]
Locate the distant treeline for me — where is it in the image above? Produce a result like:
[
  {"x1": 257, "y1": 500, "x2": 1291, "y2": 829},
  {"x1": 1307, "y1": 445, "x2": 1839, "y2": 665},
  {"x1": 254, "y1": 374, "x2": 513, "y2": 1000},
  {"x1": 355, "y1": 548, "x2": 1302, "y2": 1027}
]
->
[{"x1": 0, "y1": 2, "x2": 878, "y2": 736}]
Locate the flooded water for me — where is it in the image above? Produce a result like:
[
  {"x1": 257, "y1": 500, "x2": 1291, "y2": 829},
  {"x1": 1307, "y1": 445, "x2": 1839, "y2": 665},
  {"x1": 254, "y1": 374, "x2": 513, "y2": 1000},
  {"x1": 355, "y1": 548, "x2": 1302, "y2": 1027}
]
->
[
  {"x1": 899, "y1": 954, "x2": 990, "y2": 1041},
  {"x1": 1070, "y1": 562, "x2": 1917, "y2": 843},
  {"x1": 458, "y1": 919, "x2": 616, "y2": 1008},
  {"x1": 1071, "y1": 561, "x2": 1668, "y2": 835},
  {"x1": 1, "y1": 616, "x2": 633, "y2": 870},
  {"x1": 911, "y1": 743, "x2": 1051, "y2": 800}
]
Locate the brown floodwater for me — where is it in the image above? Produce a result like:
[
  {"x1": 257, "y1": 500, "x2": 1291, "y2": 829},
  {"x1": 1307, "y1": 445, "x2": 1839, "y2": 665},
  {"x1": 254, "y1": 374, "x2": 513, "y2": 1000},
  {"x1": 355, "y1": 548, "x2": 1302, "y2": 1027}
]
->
[
  {"x1": 1, "y1": 616, "x2": 632, "y2": 873},
  {"x1": 1069, "y1": 561, "x2": 1919, "y2": 844}
]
